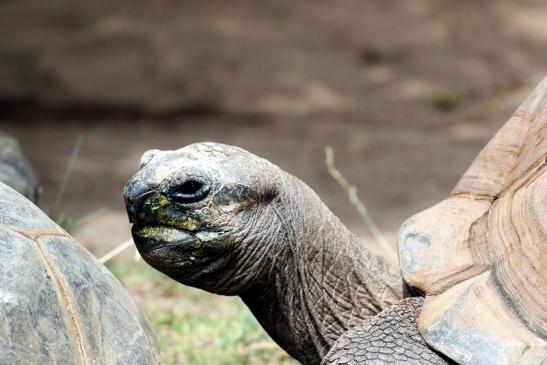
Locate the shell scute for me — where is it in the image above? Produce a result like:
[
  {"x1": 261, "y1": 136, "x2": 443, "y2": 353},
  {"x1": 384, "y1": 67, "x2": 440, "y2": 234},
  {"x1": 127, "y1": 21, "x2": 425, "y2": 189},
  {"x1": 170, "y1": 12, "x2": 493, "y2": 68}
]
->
[
  {"x1": 399, "y1": 76, "x2": 547, "y2": 364},
  {"x1": 0, "y1": 183, "x2": 161, "y2": 364}
]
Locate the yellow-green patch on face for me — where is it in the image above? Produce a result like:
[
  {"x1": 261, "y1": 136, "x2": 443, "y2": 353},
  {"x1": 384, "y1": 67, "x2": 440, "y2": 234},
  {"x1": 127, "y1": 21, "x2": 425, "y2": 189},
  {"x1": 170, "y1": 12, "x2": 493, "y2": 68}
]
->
[{"x1": 179, "y1": 217, "x2": 199, "y2": 231}]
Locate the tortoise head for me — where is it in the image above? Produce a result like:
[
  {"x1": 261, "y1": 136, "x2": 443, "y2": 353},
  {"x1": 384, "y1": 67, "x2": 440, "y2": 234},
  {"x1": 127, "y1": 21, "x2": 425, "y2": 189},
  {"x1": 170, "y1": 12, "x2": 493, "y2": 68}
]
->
[{"x1": 123, "y1": 142, "x2": 282, "y2": 294}]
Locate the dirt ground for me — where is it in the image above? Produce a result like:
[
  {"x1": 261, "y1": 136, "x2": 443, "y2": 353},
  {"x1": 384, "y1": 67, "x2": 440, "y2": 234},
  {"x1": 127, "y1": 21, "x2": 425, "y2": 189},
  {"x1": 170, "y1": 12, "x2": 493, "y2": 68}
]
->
[{"x1": 1, "y1": 0, "x2": 546, "y2": 257}]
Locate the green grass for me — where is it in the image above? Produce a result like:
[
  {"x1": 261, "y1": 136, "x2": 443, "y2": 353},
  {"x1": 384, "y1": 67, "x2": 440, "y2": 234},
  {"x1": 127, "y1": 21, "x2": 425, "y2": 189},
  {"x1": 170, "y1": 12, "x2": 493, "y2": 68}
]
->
[
  {"x1": 433, "y1": 88, "x2": 459, "y2": 111},
  {"x1": 107, "y1": 261, "x2": 298, "y2": 365}
]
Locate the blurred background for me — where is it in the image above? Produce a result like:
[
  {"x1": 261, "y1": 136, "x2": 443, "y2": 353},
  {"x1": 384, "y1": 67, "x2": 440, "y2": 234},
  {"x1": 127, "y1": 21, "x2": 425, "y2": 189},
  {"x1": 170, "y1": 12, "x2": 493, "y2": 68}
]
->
[{"x1": 1, "y1": 1, "x2": 546, "y2": 364}]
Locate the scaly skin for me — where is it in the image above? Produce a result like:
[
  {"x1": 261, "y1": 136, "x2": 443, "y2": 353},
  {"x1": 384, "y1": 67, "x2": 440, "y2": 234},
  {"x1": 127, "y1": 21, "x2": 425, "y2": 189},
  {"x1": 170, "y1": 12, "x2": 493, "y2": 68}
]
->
[
  {"x1": 123, "y1": 142, "x2": 446, "y2": 364},
  {"x1": 323, "y1": 298, "x2": 450, "y2": 364}
]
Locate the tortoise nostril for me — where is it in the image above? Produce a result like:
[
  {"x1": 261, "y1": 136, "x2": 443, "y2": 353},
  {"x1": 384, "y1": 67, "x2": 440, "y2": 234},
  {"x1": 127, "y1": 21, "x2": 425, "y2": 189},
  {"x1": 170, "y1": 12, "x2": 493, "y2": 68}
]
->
[
  {"x1": 168, "y1": 179, "x2": 210, "y2": 204},
  {"x1": 124, "y1": 188, "x2": 156, "y2": 223}
]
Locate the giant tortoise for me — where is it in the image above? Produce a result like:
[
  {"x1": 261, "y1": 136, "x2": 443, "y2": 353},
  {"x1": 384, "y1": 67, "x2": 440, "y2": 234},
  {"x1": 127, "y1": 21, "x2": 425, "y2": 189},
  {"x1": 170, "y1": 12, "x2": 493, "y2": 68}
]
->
[
  {"x1": 0, "y1": 132, "x2": 38, "y2": 201},
  {"x1": 0, "y1": 181, "x2": 161, "y2": 364},
  {"x1": 123, "y1": 77, "x2": 546, "y2": 364}
]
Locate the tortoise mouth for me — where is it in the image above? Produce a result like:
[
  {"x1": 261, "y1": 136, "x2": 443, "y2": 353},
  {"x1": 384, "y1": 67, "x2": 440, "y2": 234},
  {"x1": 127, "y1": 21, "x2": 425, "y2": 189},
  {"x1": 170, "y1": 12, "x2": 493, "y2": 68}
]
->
[
  {"x1": 131, "y1": 224, "x2": 229, "y2": 281},
  {"x1": 131, "y1": 224, "x2": 197, "y2": 254}
]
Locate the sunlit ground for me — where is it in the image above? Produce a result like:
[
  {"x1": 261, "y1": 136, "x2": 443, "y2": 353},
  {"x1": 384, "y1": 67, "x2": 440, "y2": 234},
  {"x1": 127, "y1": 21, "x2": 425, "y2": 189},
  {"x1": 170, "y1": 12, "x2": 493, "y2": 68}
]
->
[{"x1": 107, "y1": 261, "x2": 298, "y2": 365}]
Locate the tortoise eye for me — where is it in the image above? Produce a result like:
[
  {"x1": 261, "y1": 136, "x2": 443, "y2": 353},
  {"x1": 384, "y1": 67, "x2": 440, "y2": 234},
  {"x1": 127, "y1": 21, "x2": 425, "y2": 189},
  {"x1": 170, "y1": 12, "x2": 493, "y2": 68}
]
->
[{"x1": 168, "y1": 179, "x2": 210, "y2": 204}]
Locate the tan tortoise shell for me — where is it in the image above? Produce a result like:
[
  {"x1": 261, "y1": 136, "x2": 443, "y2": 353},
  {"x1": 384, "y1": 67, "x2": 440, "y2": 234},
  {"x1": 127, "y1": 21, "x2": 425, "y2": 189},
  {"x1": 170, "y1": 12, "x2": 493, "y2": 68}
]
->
[{"x1": 398, "y1": 76, "x2": 546, "y2": 365}]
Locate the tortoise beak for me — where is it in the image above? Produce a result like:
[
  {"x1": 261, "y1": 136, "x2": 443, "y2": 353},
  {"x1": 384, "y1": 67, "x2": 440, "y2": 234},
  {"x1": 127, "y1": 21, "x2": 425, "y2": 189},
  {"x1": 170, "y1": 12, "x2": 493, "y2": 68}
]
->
[
  {"x1": 123, "y1": 178, "x2": 152, "y2": 224},
  {"x1": 131, "y1": 224, "x2": 197, "y2": 255}
]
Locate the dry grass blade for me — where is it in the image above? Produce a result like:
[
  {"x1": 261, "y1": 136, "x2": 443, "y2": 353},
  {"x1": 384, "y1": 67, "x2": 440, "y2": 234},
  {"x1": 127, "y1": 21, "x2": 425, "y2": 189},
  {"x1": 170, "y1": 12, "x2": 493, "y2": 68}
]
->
[
  {"x1": 99, "y1": 239, "x2": 135, "y2": 264},
  {"x1": 134, "y1": 246, "x2": 142, "y2": 262},
  {"x1": 324, "y1": 145, "x2": 399, "y2": 268},
  {"x1": 52, "y1": 134, "x2": 84, "y2": 217},
  {"x1": 70, "y1": 207, "x2": 109, "y2": 231}
]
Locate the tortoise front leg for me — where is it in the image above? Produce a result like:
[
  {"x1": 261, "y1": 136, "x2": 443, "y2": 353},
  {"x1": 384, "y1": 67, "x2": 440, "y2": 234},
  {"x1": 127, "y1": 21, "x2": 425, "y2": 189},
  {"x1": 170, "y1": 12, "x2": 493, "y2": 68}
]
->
[{"x1": 322, "y1": 298, "x2": 451, "y2": 364}]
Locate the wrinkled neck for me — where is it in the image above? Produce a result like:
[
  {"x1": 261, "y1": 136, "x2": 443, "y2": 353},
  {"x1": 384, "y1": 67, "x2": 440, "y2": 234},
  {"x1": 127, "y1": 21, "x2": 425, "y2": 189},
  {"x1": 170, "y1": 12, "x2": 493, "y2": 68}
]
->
[{"x1": 240, "y1": 177, "x2": 403, "y2": 364}]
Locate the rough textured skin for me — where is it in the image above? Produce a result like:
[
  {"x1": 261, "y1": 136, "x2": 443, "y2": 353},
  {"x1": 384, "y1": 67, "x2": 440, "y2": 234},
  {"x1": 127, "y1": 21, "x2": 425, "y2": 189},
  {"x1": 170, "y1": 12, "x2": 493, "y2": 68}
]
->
[
  {"x1": 0, "y1": 182, "x2": 161, "y2": 365},
  {"x1": 0, "y1": 132, "x2": 38, "y2": 201},
  {"x1": 124, "y1": 143, "x2": 408, "y2": 364},
  {"x1": 322, "y1": 298, "x2": 449, "y2": 364}
]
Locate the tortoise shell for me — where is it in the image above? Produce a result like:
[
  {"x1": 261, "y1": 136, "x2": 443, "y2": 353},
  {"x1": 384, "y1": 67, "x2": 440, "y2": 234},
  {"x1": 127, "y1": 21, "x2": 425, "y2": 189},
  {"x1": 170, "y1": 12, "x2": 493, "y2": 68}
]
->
[
  {"x1": 0, "y1": 183, "x2": 161, "y2": 364},
  {"x1": 399, "y1": 76, "x2": 546, "y2": 364},
  {"x1": 0, "y1": 132, "x2": 38, "y2": 201}
]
